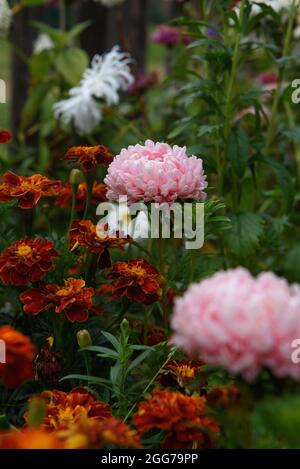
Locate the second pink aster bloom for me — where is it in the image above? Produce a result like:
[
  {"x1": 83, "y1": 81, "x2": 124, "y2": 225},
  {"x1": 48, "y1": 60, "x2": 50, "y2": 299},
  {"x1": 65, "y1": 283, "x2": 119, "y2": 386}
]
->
[
  {"x1": 104, "y1": 140, "x2": 207, "y2": 204},
  {"x1": 171, "y1": 268, "x2": 300, "y2": 382}
]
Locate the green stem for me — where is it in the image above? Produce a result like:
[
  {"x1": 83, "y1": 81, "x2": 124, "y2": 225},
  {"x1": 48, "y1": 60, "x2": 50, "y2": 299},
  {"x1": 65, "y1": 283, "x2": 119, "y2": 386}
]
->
[
  {"x1": 124, "y1": 346, "x2": 178, "y2": 423},
  {"x1": 59, "y1": 0, "x2": 66, "y2": 32},
  {"x1": 284, "y1": 100, "x2": 300, "y2": 189},
  {"x1": 265, "y1": 0, "x2": 298, "y2": 154},
  {"x1": 83, "y1": 172, "x2": 93, "y2": 219},
  {"x1": 143, "y1": 306, "x2": 151, "y2": 345},
  {"x1": 223, "y1": 0, "x2": 246, "y2": 209},
  {"x1": 68, "y1": 184, "x2": 77, "y2": 232}
]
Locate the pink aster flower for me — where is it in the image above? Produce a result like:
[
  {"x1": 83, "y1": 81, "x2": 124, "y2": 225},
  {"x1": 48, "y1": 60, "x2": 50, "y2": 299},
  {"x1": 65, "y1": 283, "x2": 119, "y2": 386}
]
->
[
  {"x1": 104, "y1": 140, "x2": 207, "y2": 204},
  {"x1": 171, "y1": 268, "x2": 300, "y2": 382},
  {"x1": 151, "y1": 25, "x2": 192, "y2": 46}
]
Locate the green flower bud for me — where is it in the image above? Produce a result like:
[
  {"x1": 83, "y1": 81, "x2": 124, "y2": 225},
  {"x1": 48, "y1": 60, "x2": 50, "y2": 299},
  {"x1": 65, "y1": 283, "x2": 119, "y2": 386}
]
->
[
  {"x1": 77, "y1": 329, "x2": 92, "y2": 349},
  {"x1": 69, "y1": 168, "x2": 83, "y2": 186}
]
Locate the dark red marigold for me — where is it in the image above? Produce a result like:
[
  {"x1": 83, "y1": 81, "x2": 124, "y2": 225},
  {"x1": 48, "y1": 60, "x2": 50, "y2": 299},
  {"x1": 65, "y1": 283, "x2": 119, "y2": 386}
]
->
[
  {"x1": 0, "y1": 238, "x2": 58, "y2": 286},
  {"x1": 25, "y1": 388, "x2": 112, "y2": 431},
  {"x1": 34, "y1": 341, "x2": 62, "y2": 384},
  {"x1": 0, "y1": 130, "x2": 12, "y2": 144},
  {"x1": 70, "y1": 219, "x2": 130, "y2": 268},
  {"x1": 63, "y1": 145, "x2": 113, "y2": 171},
  {"x1": 108, "y1": 259, "x2": 164, "y2": 305},
  {"x1": 133, "y1": 388, "x2": 219, "y2": 449},
  {"x1": 20, "y1": 277, "x2": 94, "y2": 322},
  {"x1": 0, "y1": 171, "x2": 61, "y2": 209},
  {"x1": 0, "y1": 326, "x2": 35, "y2": 388}
]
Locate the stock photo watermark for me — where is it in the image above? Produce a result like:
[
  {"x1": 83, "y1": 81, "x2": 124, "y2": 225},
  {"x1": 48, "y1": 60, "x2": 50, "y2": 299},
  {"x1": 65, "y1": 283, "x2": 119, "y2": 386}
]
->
[
  {"x1": 0, "y1": 79, "x2": 6, "y2": 104},
  {"x1": 291, "y1": 79, "x2": 300, "y2": 104},
  {"x1": 0, "y1": 339, "x2": 6, "y2": 363},
  {"x1": 96, "y1": 196, "x2": 205, "y2": 249}
]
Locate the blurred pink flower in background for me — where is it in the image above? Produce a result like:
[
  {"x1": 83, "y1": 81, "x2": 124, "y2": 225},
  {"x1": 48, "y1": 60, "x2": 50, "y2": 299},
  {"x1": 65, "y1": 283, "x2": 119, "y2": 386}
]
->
[
  {"x1": 105, "y1": 140, "x2": 207, "y2": 204},
  {"x1": 128, "y1": 71, "x2": 159, "y2": 95},
  {"x1": 151, "y1": 25, "x2": 192, "y2": 47},
  {"x1": 171, "y1": 268, "x2": 300, "y2": 381}
]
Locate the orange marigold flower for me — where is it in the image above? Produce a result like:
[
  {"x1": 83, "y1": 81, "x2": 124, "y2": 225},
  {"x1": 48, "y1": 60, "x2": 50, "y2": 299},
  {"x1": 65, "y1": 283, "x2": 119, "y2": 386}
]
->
[
  {"x1": 207, "y1": 384, "x2": 241, "y2": 408},
  {"x1": 70, "y1": 219, "x2": 129, "y2": 268},
  {"x1": 108, "y1": 259, "x2": 164, "y2": 305},
  {"x1": 55, "y1": 182, "x2": 107, "y2": 211},
  {"x1": 0, "y1": 326, "x2": 35, "y2": 388},
  {"x1": 63, "y1": 145, "x2": 113, "y2": 171},
  {"x1": 0, "y1": 171, "x2": 62, "y2": 209},
  {"x1": 161, "y1": 360, "x2": 205, "y2": 389},
  {"x1": 25, "y1": 388, "x2": 112, "y2": 431},
  {"x1": 0, "y1": 238, "x2": 58, "y2": 286},
  {"x1": 20, "y1": 278, "x2": 94, "y2": 322},
  {"x1": 57, "y1": 416, "x2": 141, "y2": 449},
  {"x1": 0, "y1": 130, "x2": 12, "y2": 144},
  {"x1": 133, "y1": 388, "x2": 219, "y2": 449},
  {"x1": 0, "y1": 428, "x2": 64, "y2": 449}
]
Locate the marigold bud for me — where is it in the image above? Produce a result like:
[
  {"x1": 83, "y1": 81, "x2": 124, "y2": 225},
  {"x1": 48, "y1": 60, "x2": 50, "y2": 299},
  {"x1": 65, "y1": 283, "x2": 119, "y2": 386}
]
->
[
  {"x1": 77, "y1": 329, "x2": 92, "y2": 349},
  {"x1": 69, "y1": 168, "x2": 83, "y2": 186},
  {"x1": 27, "y1": 397, "x2": 47, "y2": 428}
]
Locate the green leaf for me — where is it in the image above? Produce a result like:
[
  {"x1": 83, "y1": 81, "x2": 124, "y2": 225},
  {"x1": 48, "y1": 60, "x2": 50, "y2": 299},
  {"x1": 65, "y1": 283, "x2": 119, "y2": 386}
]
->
[
  {"x1": 284, "y1": 243, "x2": 300, "y2": 282},
  {"x1": 60, "y1": 374, "x2": 111, "y2": 388},
  {"x1": 262, "y1": 157, "x2": 295, "y2": 211},
  {"x1": 281, "y1": 127, "x2": 300, "y2": 144},
  {"x1": 0, "y1": 200, "x2": 18, "y2": 214},
  {"x1": 127, "y1": 349, "x2": 154, "y2": 373},
  {"x1": 21, "y1": 82, "x2": 53, "y2": 129},
  {"x1": 56, "y1": 48, "x2": 89, "y2": 86},
  {"x1": 198, "y1": 124, "x2": 222, "y2": 137},
  {"x1": 228, "y1": 125, "x2": 249, "y2": 177},
  {"x1": 101, "y1": 331, "x2": 120, "y2": 352},
  {"x1": 224, "y1": 212, "x2": 264, "y2": 259},
  {"x1": 80, "y1": 346, "x2": 118, "y2": 359}
]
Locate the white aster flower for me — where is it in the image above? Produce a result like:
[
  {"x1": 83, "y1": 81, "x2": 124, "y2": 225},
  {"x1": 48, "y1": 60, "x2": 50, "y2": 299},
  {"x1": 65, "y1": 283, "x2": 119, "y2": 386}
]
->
[
  {"x1": 33, "y1": 33, "x2": 54, "y2": 54},
  {"x1": 93, "y1": 0, "x2": 125, "y2": 7},
  {"x1": 53, "y1": 46, "x2": 133, "y2": 134},
  {"x1": 0, "y1": 0, "x2": 12, "y2": 39}
]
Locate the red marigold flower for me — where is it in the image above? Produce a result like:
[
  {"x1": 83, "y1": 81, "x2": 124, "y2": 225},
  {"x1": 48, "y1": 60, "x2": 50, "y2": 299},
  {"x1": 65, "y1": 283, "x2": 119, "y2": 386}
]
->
[
  {"x1": 0, "y1": 326, "x2": 35, "y2": 388},
  {"x1": 0, "y1": 171, "x2": 62, "y2": 209},
  {"x1": 108, "y1": 259, "x2": 164, "y2": 305},
  {"x1": 57, "y1": 416, "x2": 141, "y2": 449},
  {"x1": 55, "y1": 182, "x2": 107, "y2": 211},
  {"x1": 0, "y1": 238, "x2": 58, "y2": 286},
  {"x1": 133, "y1": 388, "x2": 219, "y2": 449},
  {"x1": 69, "y1": 219, "x2": 130, "y2": 268},
  {"x1": 63, "y1": 145, "x2": 113, "y2": 171},
  {"x1": 20, "y1": 278, "x2": 94, "y2": 322},
  {"x1": 0, "y1": 130, "x2": 12, "y2": 144},
  {"x1": 25, "y1": 388, "x2": 112, "y2": 431},
  {"x1": 0, "y1": 428, "x2": 64, "y2": 449}
]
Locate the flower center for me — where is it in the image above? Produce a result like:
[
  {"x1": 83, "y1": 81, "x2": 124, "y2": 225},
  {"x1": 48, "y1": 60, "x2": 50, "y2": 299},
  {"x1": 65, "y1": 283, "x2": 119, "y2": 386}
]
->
[{"x1": 17, "y1": 245, "x2": 32, "y2": 257}]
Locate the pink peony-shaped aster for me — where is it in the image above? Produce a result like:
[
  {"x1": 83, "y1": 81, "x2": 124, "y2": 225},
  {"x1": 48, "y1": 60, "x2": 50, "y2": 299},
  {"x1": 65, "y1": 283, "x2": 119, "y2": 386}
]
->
[
  {"x1": 104, "y1": 140, "x2": 207, "y2": 204},
  {"x1": 171, "y1": 268, "x2": 300, "y2": 381}
]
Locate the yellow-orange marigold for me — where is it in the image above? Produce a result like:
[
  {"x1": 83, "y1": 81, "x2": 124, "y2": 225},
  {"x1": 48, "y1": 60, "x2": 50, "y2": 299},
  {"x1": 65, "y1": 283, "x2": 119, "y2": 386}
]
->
[
  {"x1": 133, "y1": 388, "x2": 219, "y2": 449},
  {"x1": 20, "y1": 278, "x2": 94, "y2": 322},
  {"x1": 0, "y1": 171, "x2": 61, "y2": 209},
  {"x1": 0, "y1": 326, "x2": 35, "y2": 388},
  {"x1": 25, "y1": 388, "x2": 112, "y2": 431}
]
